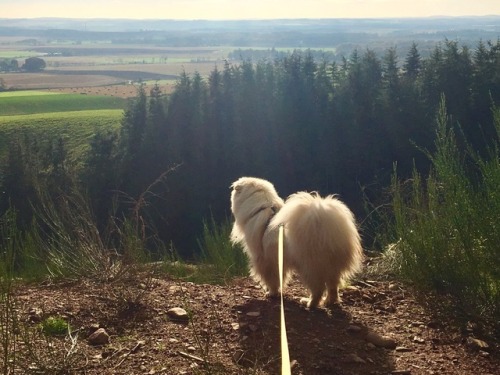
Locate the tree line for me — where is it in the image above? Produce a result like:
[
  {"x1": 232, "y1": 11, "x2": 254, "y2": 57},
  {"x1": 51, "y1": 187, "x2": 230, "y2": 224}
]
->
[
  {"x1": 2, "y1": 39, "x2": 500, "y2": 257},
  {"x1": 0, "y1": 57, "x2": 46, "y2": 74}
]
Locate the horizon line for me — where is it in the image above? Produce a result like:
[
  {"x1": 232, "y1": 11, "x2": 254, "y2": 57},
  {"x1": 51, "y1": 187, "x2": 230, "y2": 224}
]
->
[{"x1": 2, "y1": 14, "x2": 500, "y2": 21}]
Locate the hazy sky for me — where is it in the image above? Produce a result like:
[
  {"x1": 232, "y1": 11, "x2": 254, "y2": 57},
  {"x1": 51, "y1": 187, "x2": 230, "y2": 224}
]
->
[{"x1": 3, "y1": 0, "x2": 500, "y2": 19}]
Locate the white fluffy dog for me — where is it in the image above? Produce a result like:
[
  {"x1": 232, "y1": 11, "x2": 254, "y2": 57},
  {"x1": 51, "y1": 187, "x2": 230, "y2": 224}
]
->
[{"x1": 230, "y1": 177, "x2": 363, "y2": 308}]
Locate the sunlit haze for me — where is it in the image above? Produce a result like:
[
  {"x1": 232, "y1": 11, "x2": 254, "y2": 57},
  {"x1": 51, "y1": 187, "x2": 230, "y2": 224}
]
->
[{"x1": 3, "y1": 0, "x2": 499, "y2": 19}]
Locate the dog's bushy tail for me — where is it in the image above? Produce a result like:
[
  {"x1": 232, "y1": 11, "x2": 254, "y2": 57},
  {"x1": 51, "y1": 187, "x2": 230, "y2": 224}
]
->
[{"x1": 271, "y1": 192, "x2": 363, "y2": 279}]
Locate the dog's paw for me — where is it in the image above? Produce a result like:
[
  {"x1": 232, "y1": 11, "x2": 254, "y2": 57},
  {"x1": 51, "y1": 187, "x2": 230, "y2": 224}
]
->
[
  {"x1": 324, "y1": 297, "x2": 341, "y2": 308},
  {"x1": 299, "y1": 297, "x2": 320, "y2": 309},
  {"x1": 265, "y1": 291, "x2": 280, "y2": 299}
]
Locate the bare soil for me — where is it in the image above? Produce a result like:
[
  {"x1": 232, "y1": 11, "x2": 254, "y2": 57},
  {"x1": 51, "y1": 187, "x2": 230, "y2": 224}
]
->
[{"x1": 10, "y1": 266, "x2": 499, "y2": 375}]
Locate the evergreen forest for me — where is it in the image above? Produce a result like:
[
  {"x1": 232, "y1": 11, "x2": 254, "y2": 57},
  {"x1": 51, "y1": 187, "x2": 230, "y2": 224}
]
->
[{"x1": 2, "y1": 39, "x2": 500, "y2": 260}]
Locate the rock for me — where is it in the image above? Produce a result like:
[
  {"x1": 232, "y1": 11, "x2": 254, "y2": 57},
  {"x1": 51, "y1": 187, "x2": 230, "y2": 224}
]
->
[
  {"x1": 87, "y1": 328, "x2": 110, "y2": 346},
  {"x1": 347, "y1": 324, "x2": 363, "y2": 333},
  {"x1": 395, "y1": 346, "x2": 413, "y2": 352},
  {"x1": 28, "y1": 307, "x2": 43, "y2": 323},
  {"x1": 413, "y1": 336, "x2": 425, "y2": 344},
  {"x1": 466, "y1": 337, "x2": 490, "y2": 352},
  {"x1": 388, "y1": 283, "x2": 399, "y2": 290},
  {"x1": 169, "y1": 285, "x2": 183, "y2": 293},
  {"x1": 365, "y1": 331, "x2": 397, "y2": 349},
  {"x1": 167, "y1": 307, "x2": 189, "y2": 322},
  {"x1": 231, "y1": 322, "x2": 240, "y2": 330}
]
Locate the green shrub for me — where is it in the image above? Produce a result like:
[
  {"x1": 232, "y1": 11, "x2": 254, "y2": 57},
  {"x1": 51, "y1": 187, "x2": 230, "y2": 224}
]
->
[
  {"x1": 198, "y1": 216, "x2": 248, "y2": 284},
  {"x1": 386, "y1": 98, "x2": 500, "y2": 319},
  {"x1": 163, "y1": 216, "x2": 247, "y2": 284},
  {"x1": 40, "y1": 316, "x2": 69, "y2": 336}
]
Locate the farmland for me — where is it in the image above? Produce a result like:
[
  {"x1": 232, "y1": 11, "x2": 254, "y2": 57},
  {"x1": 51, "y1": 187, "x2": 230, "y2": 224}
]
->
[
  {"x1": 0, "y1": 91, "x2": 125, "y2": 163},
  {"x1": 0, "y1": 41, "x2": 229, "y2": 96},
  {"x1": 0, "y1": 90, "x2": 126, "y2": 115}
]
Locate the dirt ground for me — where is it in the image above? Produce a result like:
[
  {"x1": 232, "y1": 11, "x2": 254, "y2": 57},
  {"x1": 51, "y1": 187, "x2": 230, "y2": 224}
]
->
[{"x1": 8, "y1": 263, "x2": 499, "y2": 375}]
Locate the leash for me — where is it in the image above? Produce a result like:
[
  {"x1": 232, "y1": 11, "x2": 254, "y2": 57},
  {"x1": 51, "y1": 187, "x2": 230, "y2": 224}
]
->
[{"x1": 278, "y1": 223, "x2": 291, "y2": 374}]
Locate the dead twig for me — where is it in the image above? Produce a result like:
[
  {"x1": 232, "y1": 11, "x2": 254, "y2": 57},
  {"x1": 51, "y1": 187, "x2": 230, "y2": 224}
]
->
[{"x1": 113, "y1": 341, "x2": 144, "y2": 369}]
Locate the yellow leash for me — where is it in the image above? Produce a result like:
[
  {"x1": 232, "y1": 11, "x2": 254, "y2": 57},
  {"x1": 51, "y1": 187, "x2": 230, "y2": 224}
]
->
[{"x1": 278, "y1": 224, "x2": 291, "y2": 374}]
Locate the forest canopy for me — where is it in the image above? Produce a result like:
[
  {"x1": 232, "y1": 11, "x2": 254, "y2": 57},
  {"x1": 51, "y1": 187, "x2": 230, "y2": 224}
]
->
[{"x1": 2, "y1": 39, "x2": 500, "y2": 256}]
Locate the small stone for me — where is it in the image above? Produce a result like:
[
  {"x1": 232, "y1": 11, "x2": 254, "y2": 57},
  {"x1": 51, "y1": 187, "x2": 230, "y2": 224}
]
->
[
  {"x1": 87, "y1": 328, "x2": 110, "y2": 346},
  {"x1": 466, "y1": 337, "x2": 490, "y2": 352},
  {"x1": 413, "y1": 336, "x2": 425, "y2": 344},
  {"x1": 28, "y1": 307, "x2": 43, "y2": 323},
  {"x1": 347, "y1": 324, "x2": 363, "y2": 333},
  {"x1": 365, "y1": 331, "x2": 397, "y2": 349},
  {"x1": 187, "y1": 346, "x2": 196, "y2": 352},
  {"x1": 479, "y1": 350, "x2": 490, "y2": 358},
  {"x1": 395, "y1": 346, "x2": 412, "y2": 352},
  {"x1": 169, "y1": 285, "x2": 183, "y2": 293},
  {"x1": 231, "y1": 323, "x2": 240, "y2": 330},
  {"x1": 167, "y1": 307, "x2": 189, "y2": 322}
]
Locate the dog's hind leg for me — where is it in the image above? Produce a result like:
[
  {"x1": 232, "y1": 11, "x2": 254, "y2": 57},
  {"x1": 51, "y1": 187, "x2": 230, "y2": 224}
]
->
[
  {"x1": 261, "y1": 265, "x2": 280, "y2": 298},
  {"x1": 299, "y1": 278, "x2": 325, "y2": 309},
  {"x1": 324, "y1": 273, "x2": 342, "y2": 306}
]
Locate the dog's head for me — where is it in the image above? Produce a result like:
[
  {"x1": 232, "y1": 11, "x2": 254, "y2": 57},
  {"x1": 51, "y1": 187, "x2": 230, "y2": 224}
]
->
[{"x1": 230, "y1": 177, "x2": 282, "y2": 219}]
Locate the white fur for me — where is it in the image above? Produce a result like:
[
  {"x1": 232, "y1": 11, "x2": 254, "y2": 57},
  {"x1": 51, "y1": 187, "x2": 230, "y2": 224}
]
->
[{"x1": 230, "y1": 177, "x2": 363, "y2": 308}]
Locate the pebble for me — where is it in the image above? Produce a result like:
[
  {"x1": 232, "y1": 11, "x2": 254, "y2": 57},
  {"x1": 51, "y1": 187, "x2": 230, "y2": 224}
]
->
[
  {"x1": 347, "y1": 324, "x2": 363, "y2": 333},
  {"x1": 413, "y1": 336, "x2": 425, "y2": 344},
  {"x1": 28, "y1": 307, "x2": 43, "y2": 323},
  {"x1": 365, "y1": 331, "x2": 397, "y2": 349},
  {"x1": 395, "y1": 346, "x2": 413, "y2": 352},
  {"x1": 87, "y1": 328, "x2": 110, "y2": 346},
  {"x1": 167, "y1": 307, "x2": 189, "y2": 322}
]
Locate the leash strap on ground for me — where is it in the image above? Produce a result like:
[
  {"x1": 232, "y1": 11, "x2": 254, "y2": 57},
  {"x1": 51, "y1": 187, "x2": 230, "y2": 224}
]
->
[{"x1": 278, "y1": 223, "x2": 291, "y2": 375}]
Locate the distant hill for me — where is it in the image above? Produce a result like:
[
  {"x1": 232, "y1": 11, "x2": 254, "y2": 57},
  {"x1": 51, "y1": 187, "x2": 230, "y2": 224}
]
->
[{"x1": 1, "y1": 17, "x2": 499, "y2": 59}]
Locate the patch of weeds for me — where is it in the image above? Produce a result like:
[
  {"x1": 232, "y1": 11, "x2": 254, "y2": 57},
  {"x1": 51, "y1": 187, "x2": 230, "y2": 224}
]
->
[{"x1": 40, "y1": 316, "x2": 69, "y2": 336}]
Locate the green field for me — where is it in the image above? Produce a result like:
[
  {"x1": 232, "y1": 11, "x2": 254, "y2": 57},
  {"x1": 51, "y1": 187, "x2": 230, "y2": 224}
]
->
[
  {"x1": 0, "y1": 91, "x2": 127, "y2": 116},
  {"x1": 0, "y1": 109, "x2": 123, "y2": 164}
]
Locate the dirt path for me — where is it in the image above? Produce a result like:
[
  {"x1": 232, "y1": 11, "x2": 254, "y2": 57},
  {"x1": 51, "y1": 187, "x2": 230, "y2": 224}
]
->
[{"x1": 10, "y1": 271, "x2": 499, "y2": 374}]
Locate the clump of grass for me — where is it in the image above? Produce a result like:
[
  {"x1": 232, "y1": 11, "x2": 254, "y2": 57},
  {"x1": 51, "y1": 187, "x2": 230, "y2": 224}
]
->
[
  {"x1": 384, "y1": 98, "x2": 500, "y2": 320},
  {"x1": 164, "y1": 216, "x2": 248, "y2": 285},
  {"x1": 40, "y1": 316, "x2": 69, "y2": 336},
  {"x1": 197, "y1": 216, "x2": 248, "y2": 283}
]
